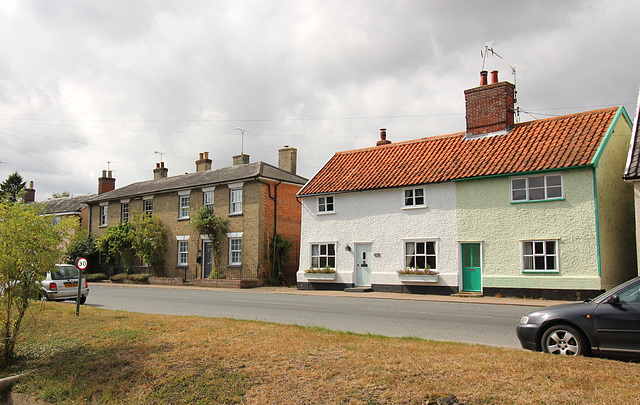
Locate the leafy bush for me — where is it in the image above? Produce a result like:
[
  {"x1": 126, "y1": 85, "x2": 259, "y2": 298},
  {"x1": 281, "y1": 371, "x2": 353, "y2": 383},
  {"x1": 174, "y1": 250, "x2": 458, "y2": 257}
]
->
[
  {"x1": 85, "y1": 273, "x2": 108, "y2": 282},
  {"x1": 109, "y1": 273, "x2": 149, "y2": 283},
  {"x1": 109, "y1": 273, "x2": 129, "y2": 283}
]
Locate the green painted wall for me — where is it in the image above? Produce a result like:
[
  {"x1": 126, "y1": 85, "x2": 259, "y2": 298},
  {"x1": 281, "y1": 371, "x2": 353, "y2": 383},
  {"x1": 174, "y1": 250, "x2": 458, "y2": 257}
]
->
[
  {"x1": 594, "y1": 114, "x2": 636, "y2": 289},
  {"x1": 456, "y1": 169, "x2": 602, "y2": 290}
]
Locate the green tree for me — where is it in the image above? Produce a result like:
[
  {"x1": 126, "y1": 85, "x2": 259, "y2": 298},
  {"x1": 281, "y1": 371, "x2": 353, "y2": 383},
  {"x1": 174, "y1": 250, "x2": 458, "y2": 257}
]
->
[
  {"x1": 266, "y1": 234, "x2": 292, "y2": 286},
  {"x1": 0, "y1": 172, "x2": 26, "y2": 203},
  {"x1": 0, "y1": 202, "x2": 75, "y2": 369},
  {"x1": 96, "y1": 222, "x2": 136, "y2": 274},
  {"x1": 190, "y1": 206, "x2": 228, "y2": 278},
  {"x1": 65, "y1": 230, "x2": 99, "y2": 272},
  {"x1": 131, "y1": 214, "x2": 167, "y2": 271}
]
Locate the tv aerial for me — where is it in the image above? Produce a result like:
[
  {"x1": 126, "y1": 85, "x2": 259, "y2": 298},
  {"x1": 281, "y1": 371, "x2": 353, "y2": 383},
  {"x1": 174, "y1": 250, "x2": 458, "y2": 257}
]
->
[
  {"x1": 481, "y1": 41, "x2": 502, "y2": 71},
  {"x1": 235, "y1": 127, "x2": 251, "y2": 155}
]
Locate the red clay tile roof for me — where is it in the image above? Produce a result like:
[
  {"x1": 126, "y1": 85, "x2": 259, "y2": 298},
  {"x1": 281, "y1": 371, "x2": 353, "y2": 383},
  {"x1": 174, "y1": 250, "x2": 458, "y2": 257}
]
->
[{"x1": 299, "y1": 107, "x2": 621, "y2": 196}]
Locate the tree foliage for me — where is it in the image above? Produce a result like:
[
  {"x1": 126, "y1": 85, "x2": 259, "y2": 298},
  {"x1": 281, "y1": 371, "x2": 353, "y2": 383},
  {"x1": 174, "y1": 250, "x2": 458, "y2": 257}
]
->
[
  {"x1": 96, "y1": 221, "x2": 136, "y2": 273},
  {"x1": 50, "y1": 191, "x2": 71, "y2": 199},
  {"x1": 130, "y1": 214, "x2": 167, "y2": 270},
  {"x1": 266, "y1": 234, "x2": 292, "y2": 286},
  {"x1": 190, "y1": 206, "x2": 228, "y2": 277},
  {"x1": 0, "y1": 172, "x2": 26, "y2": 203},
  {"x1": 65, "y1": 230, "x2": 99, "y2": 272},
  {"x1": 0, "y1": 202, "x2": 75, "y2": 369}
]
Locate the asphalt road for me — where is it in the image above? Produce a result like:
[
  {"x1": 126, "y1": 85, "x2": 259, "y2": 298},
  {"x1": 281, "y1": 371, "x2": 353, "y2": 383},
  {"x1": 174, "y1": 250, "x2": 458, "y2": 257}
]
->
[{"x1": 86, "y1": 284, "x2": 541, "y2": 348}]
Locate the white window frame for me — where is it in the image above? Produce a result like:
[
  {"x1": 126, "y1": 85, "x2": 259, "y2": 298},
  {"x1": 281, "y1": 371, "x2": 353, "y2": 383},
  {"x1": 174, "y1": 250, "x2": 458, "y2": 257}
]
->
[
  {"x1": 202, "y1": 186, "x2": 215, "y2": 209},
  {"x1": 121, "y1": 202, "x2": 129, "y2": 222},
  {"x1": 317, "y1": 196, "x2": 335, "y2": 214},
  {"x1": 310, "y1": 242, "x2": 336, "y2": 269},
  {"x1": 228, "y1": 238, "x2": 242, "y2": 266},
  {"x1": 99, "y1": 203, "x2": 108, "y2": 227},
  {"x1": 229, "y1": 183, "x2": 243, "y2": 215},
  {"x1": 511, "y1": 173, "x2": 564, "y2": 203},
  {"x1": 178, "y1": 190, "x2": 191, "y2": 219},
  {"x1": 402, "y1": 239, "x2": 437, "y2": 271},
  {"x1": 177, "y1": 236, "x2": 189, "y2": 267},
  {"x1": 521, "y1": 239, "x2": 559, "y2": 273},
  {"x1": 143, "y1": 196, "x2": 154, "y2": 217},
  {"x1": 403, "y1": 187, "x2": 426, "y2": 209}
]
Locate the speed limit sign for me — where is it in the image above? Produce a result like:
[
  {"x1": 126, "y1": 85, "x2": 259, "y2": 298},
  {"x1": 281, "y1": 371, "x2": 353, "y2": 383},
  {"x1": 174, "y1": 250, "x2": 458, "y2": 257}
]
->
[{"x1": 76, "y1": 257, "x2": 88, "y2": 270}]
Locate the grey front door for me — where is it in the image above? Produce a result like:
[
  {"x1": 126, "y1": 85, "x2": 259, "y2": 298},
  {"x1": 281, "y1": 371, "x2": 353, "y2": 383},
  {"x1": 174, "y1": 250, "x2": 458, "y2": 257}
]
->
[
  {"x1": 355, "y1": 244, "x2": 372, "y2": 287},
  {"x1": 203, "y1": 241, "x2": 213, "y2": 279}
]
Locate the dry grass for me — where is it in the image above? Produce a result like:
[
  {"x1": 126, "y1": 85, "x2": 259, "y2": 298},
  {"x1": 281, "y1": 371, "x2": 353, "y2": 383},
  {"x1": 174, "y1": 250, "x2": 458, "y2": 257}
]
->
[{"x1": 5, "y1": 303, "x2": 640, "y2": 404}]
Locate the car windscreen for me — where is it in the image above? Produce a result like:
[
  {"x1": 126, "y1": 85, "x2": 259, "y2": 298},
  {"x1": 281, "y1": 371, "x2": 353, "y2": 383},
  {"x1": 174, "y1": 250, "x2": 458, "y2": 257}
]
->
[{"x1": 52, "y1": 266, "x2": 79, "y2": 280}]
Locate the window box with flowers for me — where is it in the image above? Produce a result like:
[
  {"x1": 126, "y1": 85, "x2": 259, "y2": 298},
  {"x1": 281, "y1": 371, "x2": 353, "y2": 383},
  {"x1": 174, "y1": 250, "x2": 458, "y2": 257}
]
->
[
  {"x1": 397, "y1": 267, "x2": 439, "y2": 283},
  {"x1": 303, "y1": 266, "x2": 336, "y2": 281}
]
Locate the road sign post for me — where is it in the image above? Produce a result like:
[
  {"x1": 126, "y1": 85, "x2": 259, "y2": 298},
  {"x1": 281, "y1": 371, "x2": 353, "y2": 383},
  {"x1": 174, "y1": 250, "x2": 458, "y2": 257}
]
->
[{"x1": 75, "y1": 257, "x2": 88, "y2": 316}]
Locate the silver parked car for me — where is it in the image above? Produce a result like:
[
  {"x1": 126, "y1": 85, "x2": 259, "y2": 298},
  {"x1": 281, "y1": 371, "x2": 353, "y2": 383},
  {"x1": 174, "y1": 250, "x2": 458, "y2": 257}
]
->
[{"x1": 40, "y1": 264, "x2": 89, "y2": 304}]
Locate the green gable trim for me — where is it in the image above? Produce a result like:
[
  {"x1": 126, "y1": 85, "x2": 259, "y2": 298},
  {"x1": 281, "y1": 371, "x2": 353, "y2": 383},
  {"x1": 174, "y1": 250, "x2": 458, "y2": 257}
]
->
[{"x1": 592, "y1": 106, "x2": 631, "y2": 168}]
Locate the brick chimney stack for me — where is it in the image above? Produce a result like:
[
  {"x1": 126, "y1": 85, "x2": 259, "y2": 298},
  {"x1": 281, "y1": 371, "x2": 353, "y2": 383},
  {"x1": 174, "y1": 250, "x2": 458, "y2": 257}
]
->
[
  {"x1": 278, "y1": 146, "x2": 297, "y2": 174},
  {"x1": 233, "y1": 154, "x2": 250, "y2": 166},
  {"x1": 98, "y1": 170, "x2": 116, "y2": 194},
  {"x1": 376, "y1": 128, "x2": 391, "y2": 146},
  {"x1": 153, "y1": 162, "x2": 169, "y2": 179},
  {"x1": 22, "y1": 181, "x2": 35, "y2": 203},
  {"x1": 196, "y1": 152, "x2": 212, "y2": 172},
  {"x1": 464, "y1": 70, "x2": 515, "y2": 137}
]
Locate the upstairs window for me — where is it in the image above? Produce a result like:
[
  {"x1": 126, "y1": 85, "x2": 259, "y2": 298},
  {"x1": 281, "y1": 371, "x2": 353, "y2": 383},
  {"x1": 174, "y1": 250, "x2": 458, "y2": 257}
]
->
[
  {"x1": 121, "y1": 202, "x2": 130, "y2": 223},
  {"x1": 522, "y1": 240, "x2": 558, "y2": 273},
  {"x1": 310, "y1": 243, "x2": 336, "y2": 269},
  {"x1": 143, "y1": 199, "x2": 154, "y2": 217},
  {"x1": 178, "y1": 192, "x2": 190, "y2": 219},
  {"x1": 511, "y1": 174, "x2": 563, "y2": 202},
  {"x1": 99, "y1": 204, "x2": 108, "y2": 227},
  {"x1": 229, "y1": 183, "x2": 243, "y2": 215},
  {"x1": 403, "y1": 187, "x2": 425, "y2": 208},
  {"x1": 203, "y1": 190, "x2": 214, "y2": 209},
  {"x1": 318, "y1": 196, "x2": 334, "y2": 214}
]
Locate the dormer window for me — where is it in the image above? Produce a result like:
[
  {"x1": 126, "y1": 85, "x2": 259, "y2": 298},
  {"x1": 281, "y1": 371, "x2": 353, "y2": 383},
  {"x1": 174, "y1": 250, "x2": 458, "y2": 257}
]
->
[{"x1": 318, "y1": 196, "x2": 334, "y2": 214}]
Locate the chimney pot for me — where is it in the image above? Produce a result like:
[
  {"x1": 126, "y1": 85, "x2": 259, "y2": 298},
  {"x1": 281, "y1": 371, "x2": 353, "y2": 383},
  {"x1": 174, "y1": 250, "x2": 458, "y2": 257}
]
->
[
  {"x1": 98, "y1": 170, "x2": 116, "y2": 194},
  {"x1": 196, "y1": 151, "x2": 212, "y2": 172},
  {"x1": 376, "y1": 128, "x2": 391, "y2": 146},
  {"x1": 480, "y1": 71, "x2": 488, "y2": 86},
  {"x1": 491, "y1": 70, "x2": 499, "y2": 84}
]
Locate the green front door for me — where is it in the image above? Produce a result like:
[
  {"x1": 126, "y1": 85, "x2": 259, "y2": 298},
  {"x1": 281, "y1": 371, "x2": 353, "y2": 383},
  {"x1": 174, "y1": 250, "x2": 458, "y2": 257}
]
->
[{"x1": 462, "y1": 243, "x2": 482, "y2": 292}]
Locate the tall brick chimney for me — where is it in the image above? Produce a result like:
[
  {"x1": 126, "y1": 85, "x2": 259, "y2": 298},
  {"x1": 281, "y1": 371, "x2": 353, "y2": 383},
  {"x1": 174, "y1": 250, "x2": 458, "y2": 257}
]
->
[
  {"x1": 376, "y1": 128, "x2": 391, "y2": 146},
  {"x1": 278, "y1": 146, "x2": 297, "y2": 174},
  {"x1": 153, "y1": 162, "x2": 168, "y2": 179},
  {"x1": 98, "y1": 170, "x2": 116, "y2": 194},
  {"x1": 196, "y1": 152, "x2": 212, "y2": 172},
  {"x1": 233, "y1": 154, "x2": 250, "y2": 166},
  {"x1": 22, "y1": 181, "x2": 35, "y2": 203},
  {"x1": 464, "y1": 70, "x2": 515, "y2": 137}
]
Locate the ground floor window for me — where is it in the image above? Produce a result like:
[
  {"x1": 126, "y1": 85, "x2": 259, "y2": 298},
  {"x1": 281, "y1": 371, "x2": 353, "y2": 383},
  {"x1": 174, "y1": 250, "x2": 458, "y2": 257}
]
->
[
  {"x1": 310, "y1": 243, "x2": 336, "y2": 269},
  {"x1": 178, "y1": 240, "x2": 189, "y2": 266},
  {"x1": 229, "y1": 238, "x2": 242, "y2": 266},
  {"x1": 404, "y1": 240, "x2": 436, "y2": 270},
  {"x1": 522, "y1": 240, "x2": 558, "y2": 272}
]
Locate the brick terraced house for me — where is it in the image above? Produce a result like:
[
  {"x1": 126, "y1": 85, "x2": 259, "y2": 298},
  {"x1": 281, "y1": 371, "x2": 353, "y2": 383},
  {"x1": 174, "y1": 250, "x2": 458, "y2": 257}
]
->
[
  {"x1": 297, "y1": 71, "x2": 636, "y2": 300},
  {"x1": 87, "y1": 148, "x2": 307, "y2": 284}
]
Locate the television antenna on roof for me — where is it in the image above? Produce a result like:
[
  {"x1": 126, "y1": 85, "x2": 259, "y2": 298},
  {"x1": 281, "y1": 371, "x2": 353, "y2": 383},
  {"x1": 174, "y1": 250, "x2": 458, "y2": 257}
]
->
[
  {"x1": 235, "y1": 127, "x2": 251, "y2": 155},
  {"x1": 481, "y1": 41, "x2": 502, "y2": 71},
  {"x1": 154, "y1": 151, "x2": 166, "y2": 163}
]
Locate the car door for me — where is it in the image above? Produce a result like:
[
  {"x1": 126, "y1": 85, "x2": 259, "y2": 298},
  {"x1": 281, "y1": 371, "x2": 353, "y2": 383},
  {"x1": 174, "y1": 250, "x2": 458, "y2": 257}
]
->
[{"x1": 593, "y1": 279, "x2": 640, "y2": 354}]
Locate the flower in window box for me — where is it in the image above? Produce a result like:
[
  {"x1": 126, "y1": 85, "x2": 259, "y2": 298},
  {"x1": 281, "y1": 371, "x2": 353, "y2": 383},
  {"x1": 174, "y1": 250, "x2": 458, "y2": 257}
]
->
[
  {"x1": 305, "y1": 266, "x2": 335, "y2": 274},
  {"x1": 397, "y1": 267, "x2": 437, "y2": 275}
]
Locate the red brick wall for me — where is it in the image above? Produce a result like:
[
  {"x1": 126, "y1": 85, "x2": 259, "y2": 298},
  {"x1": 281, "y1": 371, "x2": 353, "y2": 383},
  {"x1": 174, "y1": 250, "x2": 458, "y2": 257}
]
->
[{"x1": 464, "y1": 81, "x2": 515, "y2": 136}]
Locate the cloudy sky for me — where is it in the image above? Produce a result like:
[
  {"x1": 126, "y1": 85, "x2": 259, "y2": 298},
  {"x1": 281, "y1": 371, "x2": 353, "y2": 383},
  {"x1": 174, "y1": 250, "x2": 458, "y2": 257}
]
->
[{"x1": 1, "y1": 0, "x2": 638, "y2": 201}]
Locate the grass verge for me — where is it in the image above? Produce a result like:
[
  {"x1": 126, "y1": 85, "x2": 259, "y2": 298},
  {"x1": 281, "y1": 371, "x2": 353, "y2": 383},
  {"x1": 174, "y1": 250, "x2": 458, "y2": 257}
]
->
[{"x1": 3, "y1": 303, "x2": 640, "y2": 404}]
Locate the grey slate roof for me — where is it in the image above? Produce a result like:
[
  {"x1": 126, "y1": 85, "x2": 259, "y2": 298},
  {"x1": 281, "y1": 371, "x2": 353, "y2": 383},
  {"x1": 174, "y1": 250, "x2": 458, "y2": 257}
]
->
[
  {"x1": 87, "y1": 161, "x2": 308, "y2": 203},
  {"x1": 37, "y1": 194, "x2": 96, "y2": 215},
  {"x1": 624, "y1": 87, "x2": 640, "y2": 180}
]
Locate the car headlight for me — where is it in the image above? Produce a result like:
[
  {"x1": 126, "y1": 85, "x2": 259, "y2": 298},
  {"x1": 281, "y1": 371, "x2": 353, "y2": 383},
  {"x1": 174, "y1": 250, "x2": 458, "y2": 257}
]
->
[{"x1": 519, "y1": 315, "x2": 530, "y2": 324}]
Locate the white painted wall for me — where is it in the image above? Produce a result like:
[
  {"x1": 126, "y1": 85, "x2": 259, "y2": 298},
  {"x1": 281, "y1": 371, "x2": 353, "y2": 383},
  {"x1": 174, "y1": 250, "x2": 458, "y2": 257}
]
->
[{"x1": 297, "y1": 183, "x2": 459, "y2": 288}]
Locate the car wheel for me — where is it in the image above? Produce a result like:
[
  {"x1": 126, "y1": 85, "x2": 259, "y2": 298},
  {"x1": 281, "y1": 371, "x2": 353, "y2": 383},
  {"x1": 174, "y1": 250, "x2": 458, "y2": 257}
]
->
[
  {"x1": 79, "y1": 296, "x2": 86, "y2": 305},
  {"x1": 541, "y1": 325, "x2": 588, "y2": 356},
  {"x1": 39, "y1": 292, "x2": 50, "y2": 301}
]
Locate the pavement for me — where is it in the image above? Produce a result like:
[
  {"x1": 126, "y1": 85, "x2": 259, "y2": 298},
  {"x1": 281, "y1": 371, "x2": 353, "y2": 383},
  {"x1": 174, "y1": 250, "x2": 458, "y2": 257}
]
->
[{"x1": 96, "y1": 281, "x2": 568, "y2": 307}]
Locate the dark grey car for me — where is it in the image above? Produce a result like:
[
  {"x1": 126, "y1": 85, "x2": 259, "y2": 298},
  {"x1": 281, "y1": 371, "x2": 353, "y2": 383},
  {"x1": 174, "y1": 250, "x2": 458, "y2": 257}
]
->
[{"x1": 517, "y1": 277, "x2": 640, "y2": 357}]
